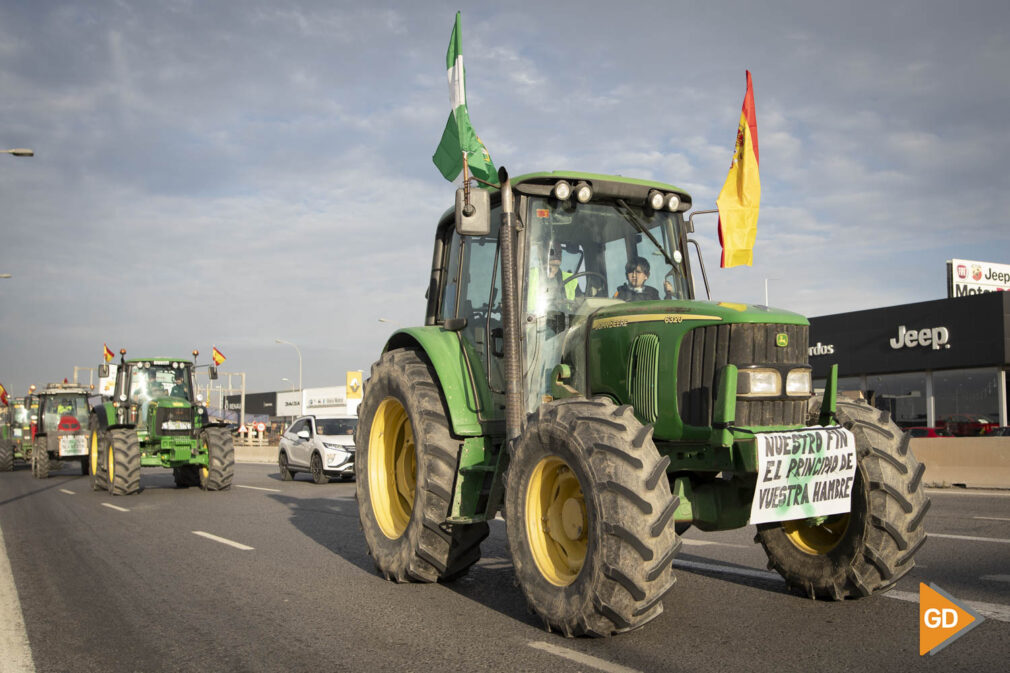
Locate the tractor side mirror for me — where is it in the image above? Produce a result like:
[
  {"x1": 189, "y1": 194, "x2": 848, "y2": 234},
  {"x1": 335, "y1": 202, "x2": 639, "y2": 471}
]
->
[
  {"x1": 98, "y1": 364, "x2": 109, "y2": 378},
  {"x1": 455, "y1": 188, "x2": 490, "y2": 236},
  {"x1": 209, "y1": 366, "x2": 219, "y2": 380}
]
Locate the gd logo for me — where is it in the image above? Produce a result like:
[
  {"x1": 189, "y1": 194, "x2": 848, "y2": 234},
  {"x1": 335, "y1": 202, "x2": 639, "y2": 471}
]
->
[{"x1": 919, "y1": 583, "x2": 985, "y2": 655}]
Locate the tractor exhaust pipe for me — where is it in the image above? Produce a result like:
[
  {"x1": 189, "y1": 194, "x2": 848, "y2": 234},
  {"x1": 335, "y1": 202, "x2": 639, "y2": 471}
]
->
[{"x1": 497, "y1": 166, "x2": 524, "y2": 444}]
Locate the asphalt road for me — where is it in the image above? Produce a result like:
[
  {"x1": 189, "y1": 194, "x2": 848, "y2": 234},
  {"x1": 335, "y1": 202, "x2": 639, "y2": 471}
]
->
[{"x1": 1, "y1": 462, "x2": 1008, "y2": 673}]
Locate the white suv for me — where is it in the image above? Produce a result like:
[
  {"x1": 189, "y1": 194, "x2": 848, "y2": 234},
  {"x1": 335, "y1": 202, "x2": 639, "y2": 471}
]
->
[{"x1": 278, "y1": 415, "x2": 357, "y2": 483}]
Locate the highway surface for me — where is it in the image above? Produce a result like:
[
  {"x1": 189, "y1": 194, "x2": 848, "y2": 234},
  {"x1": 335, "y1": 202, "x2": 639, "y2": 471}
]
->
[{"x1": 1, "y1": 462, "x2": 1008, "y2": 672}]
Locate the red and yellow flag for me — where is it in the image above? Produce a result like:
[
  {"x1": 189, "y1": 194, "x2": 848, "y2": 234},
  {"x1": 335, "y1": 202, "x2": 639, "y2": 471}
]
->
[
  {"x1": 212, "y1": 346, "x2": 226, "y2": 366},
  {"x1": 717, "y1": 70, "x2": 760, "y2": 268},
  {"x1": 103, "y1": 343, "x2": 115, "y2": 363},
  {"x1": 0, "y1": 381, "x2": 8, "y2": 406}
]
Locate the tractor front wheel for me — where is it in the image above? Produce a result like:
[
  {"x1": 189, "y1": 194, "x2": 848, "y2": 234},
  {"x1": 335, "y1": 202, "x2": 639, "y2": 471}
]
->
[
  {"x1": 505, "y1": 398, "x2": 680, "y2": 637},
  {"x1": 355, "y1": 348, "x2": 489, "y2": 582},
  {"x1": 755, "y1": 399, "x2": 929, "y2": 599},
  {"x1": 32, "y1": 440, "x2": 50, "y2": 479},
  {"x1": 0, "y1": 440, "x2": 13, "y2": 472},
  {"x1": 199, "y1": 428, "x2": 235, "y2": 491},
  {"x1": 107, "y1": 428, "x2": 141, "y2": 495},
  {"x1": 89, "y1": 423, "x2": 109, "y2": 491}
]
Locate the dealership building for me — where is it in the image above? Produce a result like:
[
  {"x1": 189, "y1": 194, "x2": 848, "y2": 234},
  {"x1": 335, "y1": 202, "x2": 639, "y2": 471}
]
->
[{"x1": 808, "y1": 262, "x2": 1009, "y2": 430}]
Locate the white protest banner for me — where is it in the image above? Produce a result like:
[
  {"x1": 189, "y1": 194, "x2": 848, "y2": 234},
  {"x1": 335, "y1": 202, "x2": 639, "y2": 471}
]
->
[{"x1": 749, "y1": 426, "x2": 857, "y2": 525}]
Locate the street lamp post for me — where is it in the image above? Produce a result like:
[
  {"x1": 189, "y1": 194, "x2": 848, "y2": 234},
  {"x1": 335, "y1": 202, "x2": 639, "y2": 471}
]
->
[{"x1": 274, "y1": 339, "x2": 302, "y2": 393}]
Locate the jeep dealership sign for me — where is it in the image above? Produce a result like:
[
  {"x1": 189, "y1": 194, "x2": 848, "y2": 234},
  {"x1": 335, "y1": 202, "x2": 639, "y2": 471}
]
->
[{"x1": 947, "y1": 258, "x2": 1010, "y2": 298}]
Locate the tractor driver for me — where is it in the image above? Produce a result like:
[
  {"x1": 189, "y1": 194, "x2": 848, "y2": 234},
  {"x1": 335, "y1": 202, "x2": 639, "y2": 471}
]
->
[{"x1": 170, "y1": 372, "x2": 188, "y2": 399}]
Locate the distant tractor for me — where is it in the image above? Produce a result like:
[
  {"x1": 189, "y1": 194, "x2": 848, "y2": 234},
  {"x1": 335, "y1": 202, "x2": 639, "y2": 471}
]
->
[
  {"x1": 89, "y1": 350, "x2": 234, "y2": 495},
  {"x1": 30, "y1": 383, "x2": 93, "y2": 478},
  {"x1": 1, "y1": 393, "x2": 39, "y2": 471},
  {"x1": 354, "y1": 170, "x2": 929, "y2": 636}
]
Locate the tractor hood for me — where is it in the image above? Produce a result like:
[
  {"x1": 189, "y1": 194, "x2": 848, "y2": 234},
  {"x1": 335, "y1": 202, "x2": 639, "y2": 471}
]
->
[{"x1": 586, "y1": 299, "x2": 809, "y2": 329}]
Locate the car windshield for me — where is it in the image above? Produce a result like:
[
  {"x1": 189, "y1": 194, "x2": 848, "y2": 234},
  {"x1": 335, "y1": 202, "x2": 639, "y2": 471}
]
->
[
  {"x1": 316, "y1": 418, "x2": 357, "y2": 436},
  {"x1": 127, "y1": 363, "x2": 192, "y2": 404}
]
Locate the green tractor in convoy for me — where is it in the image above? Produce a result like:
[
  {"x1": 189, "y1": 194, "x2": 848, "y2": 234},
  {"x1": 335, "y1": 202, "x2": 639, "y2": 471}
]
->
[
  {"x1": 0, "y1": 392, "x2": 38, "y2": 471},
  {"x1": 31, "y1": 382, "x2": 93, "y2": 478},
  {"x1": 354, "y1": 169, "x2": 929, "y2": 636},
  {"x1": 89, "y1": 350, "x2": 234, "y2": 495}
]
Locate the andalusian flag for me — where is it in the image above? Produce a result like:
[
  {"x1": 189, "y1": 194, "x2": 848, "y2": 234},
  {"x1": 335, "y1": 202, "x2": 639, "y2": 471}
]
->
[
  {"x1": 103, "y1": 343, "x2": 115, "y2": 363},
  {"x1": 431, "y1": 12, "x2": 496, "y2": 183},
  {"x1": 716, "y1": 71, "x2": 761, "y2": 268},
  {"x1": 0, "y1": 381, "x2": 7, "y2": 407},
  {"x1": 212, "y1": 346, "x2": 226, "y2": 366}
]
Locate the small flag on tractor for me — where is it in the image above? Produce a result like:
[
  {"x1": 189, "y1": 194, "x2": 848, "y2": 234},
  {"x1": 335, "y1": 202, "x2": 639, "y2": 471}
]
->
[
  {"x1": 0, "y1": 381, "x2": 8, "y2": 406},
  {"x1": 716, "y1": 70, "x2": 761, "y2": 268},
  {"x1": 212, "y1": 346, "x2": 226, "y2": 366},
  {"x1": 431, "y1": 11, "x2": 497, "y2": 184},
  {"x1": 103, "y1": 343, "x2": 115, "y2": 363}
]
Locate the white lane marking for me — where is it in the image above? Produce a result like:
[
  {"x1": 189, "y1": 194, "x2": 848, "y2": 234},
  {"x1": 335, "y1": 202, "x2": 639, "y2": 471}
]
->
[
  {"x1": 930, "y1": 533, "x2": 1010, "y2": 544},
  {"x1": 529, "y1": 641, "x2": 644, "y2": 673},
  {"x1": 674, "y1": 559, "x2": 781, "y2": 582},
  {"x1": 885, "y1": 590, "x2": 1010, "y2": 623},
  {"x1": 680, "y1": 538, "x2": 747, "y2": 548},
  {"x1": 0, "y1": 524, "x2": 35, "y2": 673},
  {"x1": 926, "y1": 489, "x2": 1010, "y2": 498},
  {"x1": 973, "y1": 516, "x2": 1010, "y2": 522},
  {"x1": 980, "y1": 575, "x2": 1010, "y2": 583},
  {"x1": 235, "y1": 484, "x2": 281, "y2": 493},
  {"x1": 192, "y1": 531, "x2": 254, "y2": 551},
  {"x1": 58, "y1": 489, "x2": 75, "y2": 495},
  {"x1": 101, "y1": 503, "x2": 130, "y2": 513}
]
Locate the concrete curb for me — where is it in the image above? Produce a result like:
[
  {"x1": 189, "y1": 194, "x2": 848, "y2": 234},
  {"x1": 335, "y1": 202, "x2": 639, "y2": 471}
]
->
[{"x1": 235, "y1": 443, "x2": 279, "y2": 465}]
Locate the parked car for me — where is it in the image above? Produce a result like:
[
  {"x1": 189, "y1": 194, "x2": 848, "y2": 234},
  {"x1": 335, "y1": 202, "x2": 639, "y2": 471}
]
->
[
  {"x1": 938, "y1": 413, "x2": 998, "y2": 437},
  {"x1": 986, "y1": 426, "x2": 1010, "y2": 437},
  {"x1": 905, "y1": 426, "x2": 951, "y2": 438},
  {"x1": 278, "y1": 415, "x2": 357, "y2": 483}
]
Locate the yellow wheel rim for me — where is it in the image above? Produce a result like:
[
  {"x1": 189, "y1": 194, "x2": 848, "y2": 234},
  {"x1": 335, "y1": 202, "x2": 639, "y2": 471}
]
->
[
  {"x1": 90, "y1": 431, "x2": 100, "y2": 475},
  {"x1": 525, "y1": 456, "x2": 587, "y2": 586},
  {"x1": 368, "y1": 398, "x2": 416, "y2": 539},
  {"x1": 783, "y1": 514, "x2": 851, "y2": 555},
  {"x1": 107, "y1": 439, "x2": 115, "y2": 484},
  {"x1": 201, "y1": 437, "x2": 210, "y2": 481}
]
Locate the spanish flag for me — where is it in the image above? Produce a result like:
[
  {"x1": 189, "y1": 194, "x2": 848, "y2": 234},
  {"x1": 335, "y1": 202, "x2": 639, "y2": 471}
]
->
[
  {"x1": 0, "y1": 381, "x2": 7, "y2": 407},
  {"x1": 212, "y1": 346, "x2": 226, "y2": 366},
  {"x1": 716, "y1": 71, "x2": 760, "y2": 268},
  {"x1": 103, "y1": 343, "x2": 115, "y2": 363}
]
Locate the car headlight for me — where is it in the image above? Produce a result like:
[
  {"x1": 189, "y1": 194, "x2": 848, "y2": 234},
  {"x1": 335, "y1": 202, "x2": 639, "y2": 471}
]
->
[
  {"x1": 785, "y1": 368, "x2": 812, "y2": 397},
  {"x1": 323, "y1": 444, "x2": 350, "y2": 467},
  {"x1": 737, "y1": 368, "x2": 781, "y2": 398}
]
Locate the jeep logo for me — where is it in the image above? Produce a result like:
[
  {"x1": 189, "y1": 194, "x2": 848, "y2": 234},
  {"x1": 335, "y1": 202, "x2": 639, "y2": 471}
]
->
[{"x1": 889, "y1": 325, "x2": 951, "y2": 351}]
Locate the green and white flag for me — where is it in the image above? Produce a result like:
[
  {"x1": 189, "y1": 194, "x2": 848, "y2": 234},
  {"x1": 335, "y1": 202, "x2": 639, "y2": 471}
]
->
[{"x1": 432, "y1": 12, "x2": 496, "y2": 183}]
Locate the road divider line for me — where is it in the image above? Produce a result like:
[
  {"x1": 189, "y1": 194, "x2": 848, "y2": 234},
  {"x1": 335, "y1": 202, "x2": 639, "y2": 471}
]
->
[
  {"x1": 980, "y1": 575, "x2": 1010, "y2": 583},
  {"x1": 235, "y1": 485, "x2": 281, "y2": 493},
  {"x1": 674, "y1": 559, "x2": 782, "y2": 582},
  {"x1": 58, "y1": 489, "x2": 75, "y2": 495},
  {"x1": 884, "y1": 590, "x2": 1010, "y2": 623},
  {"x1": 929, "y1": 533, "x2": 1010, "y2": 544},
  {"x1": 973, "y1": 516, "x2": 1010, "y2": 522},
  {"x1": 529, "y1": 641, "x2": 644, "y2": 673},
  {"x1": 192, "y1": 531, "x2": 254, "y2": 551},
  {"x1": 679, "y1": 538, "x2": 747, "y2": 548},
  {"x1": 101, "y1": 503, "x2": 130, "y2": 513},
  {"x1": 0, "y1": 524, "x2": 35, "y2": 673}
]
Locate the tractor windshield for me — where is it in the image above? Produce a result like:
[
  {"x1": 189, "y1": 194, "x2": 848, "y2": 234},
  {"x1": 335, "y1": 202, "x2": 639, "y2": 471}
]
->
[
  {"x1": 523, "y1": 196, "x2": 690, "y2": 412},
  {"x1": 41, "y1": 394, "x2": 89, "y2": 432},
  {"x1": 127, "y1": 363, "x2": 193, "y2": 405}
]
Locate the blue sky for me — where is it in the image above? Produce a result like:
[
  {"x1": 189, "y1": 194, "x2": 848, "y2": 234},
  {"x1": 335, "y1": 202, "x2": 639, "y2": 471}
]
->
[{"x1": 1, "y1": 0, "x2": 1008, "y2": 396}]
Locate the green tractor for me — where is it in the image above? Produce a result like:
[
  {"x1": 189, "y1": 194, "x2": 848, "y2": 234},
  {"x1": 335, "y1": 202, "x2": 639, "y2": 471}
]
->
[
  {"x1": 31, "y1": 383, "x2": 93, "y2": 478},
  {"x1": 1, "y1": 392, "x2": 39, "y2": 471},
  {"x1": 89, "y1": 350, "x2": 234, "y2": 495},
  {"x1": 354, "y1": 170, "x2": 929, "y2": 636}
]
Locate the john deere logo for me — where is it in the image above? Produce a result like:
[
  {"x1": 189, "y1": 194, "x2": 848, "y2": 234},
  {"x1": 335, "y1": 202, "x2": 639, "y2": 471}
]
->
[{"x1": 775, "y1": 333, "x2": 789, "y2": 348}]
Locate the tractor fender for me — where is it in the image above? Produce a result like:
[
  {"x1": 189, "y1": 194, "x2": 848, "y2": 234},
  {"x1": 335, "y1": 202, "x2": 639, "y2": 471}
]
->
[
  {"x1": 383, "y1": 327, "x2": 485, "y2": 436},
  {"x1": 90, "y1": 403, "x2": 118, "y2": 432}
]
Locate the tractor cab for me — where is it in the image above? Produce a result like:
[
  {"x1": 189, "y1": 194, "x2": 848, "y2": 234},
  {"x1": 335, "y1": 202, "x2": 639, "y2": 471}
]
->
[{"x1": 114, "y1": 359, "x2": 196, "y2": 438}]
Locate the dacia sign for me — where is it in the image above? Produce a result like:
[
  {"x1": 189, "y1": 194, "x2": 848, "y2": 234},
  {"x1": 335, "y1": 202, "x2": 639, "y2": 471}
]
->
[{"x1": 947, "y1": 258, "x2": 1010, "y2": 297}]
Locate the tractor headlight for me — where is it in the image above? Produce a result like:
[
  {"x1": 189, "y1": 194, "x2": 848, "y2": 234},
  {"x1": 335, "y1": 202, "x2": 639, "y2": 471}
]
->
[
  {"x1": 785, "y1": 369, "x2": 813, "y2": 397},
  {"x1": 647, "y1": 190, "x2": 665, "y2": 210},
  {"x1": 573, "y1": 181, "x2": 593, "y2": 203},
  {"x1": 737, "y1": 369, "x2": 782, "y2": 398},
  {"x1": 666, "y1": 193, "x2": 681, "y2": 212},
  {"x1": 553, "y1": 180, "x2": 572, "y2": 201}
]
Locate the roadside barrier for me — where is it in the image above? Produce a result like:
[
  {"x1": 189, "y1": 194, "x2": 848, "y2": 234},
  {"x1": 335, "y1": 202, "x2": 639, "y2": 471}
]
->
[{"x1": 911, "y1": 437, "x2": 1010, "y2": 489}]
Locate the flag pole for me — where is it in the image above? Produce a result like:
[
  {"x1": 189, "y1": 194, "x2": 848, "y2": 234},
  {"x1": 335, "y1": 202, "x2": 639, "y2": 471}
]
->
[{"x1": 461, "y1": 150, "x2": 471, "y2": 212}]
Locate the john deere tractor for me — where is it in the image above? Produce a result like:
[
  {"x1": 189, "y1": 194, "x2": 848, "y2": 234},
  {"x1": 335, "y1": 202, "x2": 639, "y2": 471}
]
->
[
  {"x1": 89, "y1": 350, "x2": 234, "y2": 495},
  {"x1": 1, "y1": 393, "x2": 38, "y2": 471},
  {"x1": 354, "y1": 170, "x2": 929, "y2": 636},
  {"x1": 31, "y1": 382, "x2": 93, "y2": 478}
]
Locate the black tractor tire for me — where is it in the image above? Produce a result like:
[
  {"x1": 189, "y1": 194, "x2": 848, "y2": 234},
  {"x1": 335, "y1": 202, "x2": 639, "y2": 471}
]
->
[
  {"x1": 173, "y1": 465, "x2": 201, "y2": 488},
  {"x1": 107, "y1": 428, "x2": 141, "y2": 496},
  {"x1": 355, "y1": 348, "x2": 489, "y2": 583},
  {"x1": 310, "y1": 452, "x2": 329, "y2": 484},
  {"x1": 199, "y1": 428, "x2": 234, "y2": 491},
  {"x1": 32, "y1": 440, "x2": 50, "y2": 479},
  {"x1": 278, "y1": 451, "x2": 294, "y2": 481},
  {"x1": 755, "y1": 398, "x2": 929, "y2": 599},
  {"x1": 505, "y1": 398, "x2": 680, "y2": 637},
  {"x1": 89, "y1": 424, "x2": 109, "y2": 492},
  {"x1": 0, "y1": 440, "x2": 13, "y2": 472}
]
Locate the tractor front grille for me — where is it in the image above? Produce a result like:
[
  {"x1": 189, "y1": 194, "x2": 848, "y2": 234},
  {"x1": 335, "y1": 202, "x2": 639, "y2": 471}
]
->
[
  {"x1": 676, "y1": 323, "x2": 809, "y2": 428},
  {"x1": 155, "y1": 406, "x2": 193, "y2": 437}
]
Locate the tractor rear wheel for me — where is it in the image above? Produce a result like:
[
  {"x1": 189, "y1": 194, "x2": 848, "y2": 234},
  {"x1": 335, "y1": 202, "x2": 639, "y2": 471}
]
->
[
  {"x1": 505, "y1": 398, "x2": 680, "y2": 637},
  {"x1": 89, "y1": 424, "x2": 109, "y2": 491},
  {"x1": 755, "y1": 399, "x2": 929, "y2": 599},
  {"x1": 107, "y1": 428, "x2": 141, "y2": 495},
  {"x1": 199, "y1": 428, "x2": 234, "y2": 491},
  {"x1": 0, "y1": 440, "x2": 12, "y2": 472},
  {"x1": 355, "y1": 348, "x2": 489, "y2": 582},
  {"x1": 32, "y1": 440, "x2": 50, "y2": 479}
]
